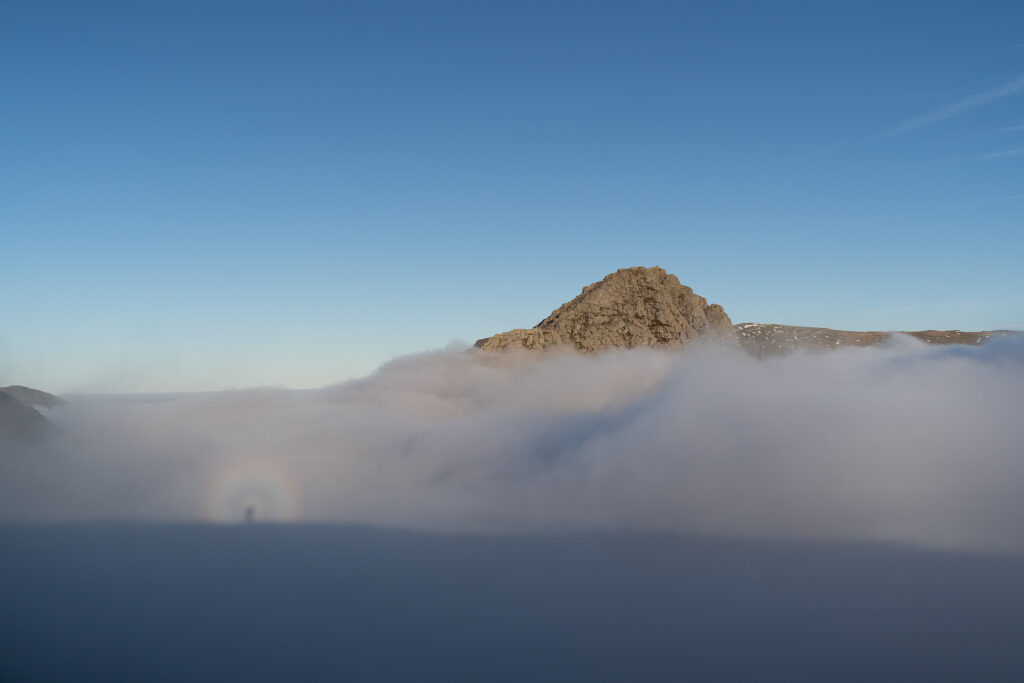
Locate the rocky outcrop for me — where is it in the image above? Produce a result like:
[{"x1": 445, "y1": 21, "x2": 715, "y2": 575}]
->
[
  {"x1": 476, "y1": 267, "x2": 738, "y2": 353},
  {"x1": 735, "y1": 323, "x2": 1018, "y2": 357},
  {"x1": 473, "y1": 267, "x2": 1017, "y2": 357}
]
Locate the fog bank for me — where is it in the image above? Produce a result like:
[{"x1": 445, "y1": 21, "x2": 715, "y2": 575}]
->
[{"x1": 3, "y1": 335, "x2": 1023, "y2": 551}]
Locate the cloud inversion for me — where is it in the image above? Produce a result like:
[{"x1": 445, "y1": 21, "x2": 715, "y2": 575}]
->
[{"x1": 3, "y1": 336, "x2": 1024, "y2": 552}]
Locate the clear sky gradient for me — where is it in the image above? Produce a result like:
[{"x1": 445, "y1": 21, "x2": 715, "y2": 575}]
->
[{"x1": 2, "y1": 1, "x2": 1022, "y2": 392}]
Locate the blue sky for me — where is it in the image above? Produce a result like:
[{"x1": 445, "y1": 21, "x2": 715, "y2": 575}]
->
[{"x1": 2, "y1": 1, "x2": 1022, "y2": 392}]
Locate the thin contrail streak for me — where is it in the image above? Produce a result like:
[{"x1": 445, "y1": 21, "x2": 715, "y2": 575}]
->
[{"x1": 876, "y1": 75, "x2": 1024, "y2": 140}]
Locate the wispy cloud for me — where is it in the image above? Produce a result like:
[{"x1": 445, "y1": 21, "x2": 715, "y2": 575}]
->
[
  {"x1": 928, "y1": 192, "x2": 1024, "y2": 214},
  {"x1": 999, "y1": 123, "x2": 1024, "y2": 132},
  {"x1": 876, "y1": 75, "x2": 1024, "y2": 140},
  {"x1": 966, "y1": 192, "x2": 1024, "y2": 205},
  {"x1": 979, "y1": 148, "x2": 1024, "y2": 159}
]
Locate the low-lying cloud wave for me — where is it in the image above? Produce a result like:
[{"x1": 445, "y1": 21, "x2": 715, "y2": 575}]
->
[{"x1": 3, "y1": 335, "x2": 1024, "y2": 551}]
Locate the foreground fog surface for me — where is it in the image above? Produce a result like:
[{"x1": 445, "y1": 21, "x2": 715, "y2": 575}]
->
[
  {"x1": 3, "y1": 335, "x2": 1024, "y2": 551},
  {"x1": 4, "y1": 338, "x2": 1024, "y2": 681},
  {"x1": 3, "y1": 524, "x2": 1024, "y2": 682}
]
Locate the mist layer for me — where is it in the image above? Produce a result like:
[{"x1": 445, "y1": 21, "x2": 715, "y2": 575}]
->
[{"x1": 3, "y1": 335, "x2": 1023, "y2": 552}]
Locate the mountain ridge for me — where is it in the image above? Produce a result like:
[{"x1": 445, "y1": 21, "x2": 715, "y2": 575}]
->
[
  {"x1": 735, "y1": 323, "x2": 1016, "y2": 356},
  {"x1": 476, "y1": 267, "x2": 1018, "y2": 356}
]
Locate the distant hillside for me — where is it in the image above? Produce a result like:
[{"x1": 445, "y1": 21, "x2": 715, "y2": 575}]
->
[
  {"x1": 0, "y1": 385, "x2": 66, "y2": 408},
  {"x1": 0, "y1": 392, "x2": 56, "y2": 442},
  {"x1": 735, "y1": 323, "x2": 1018, "y2": 357}
]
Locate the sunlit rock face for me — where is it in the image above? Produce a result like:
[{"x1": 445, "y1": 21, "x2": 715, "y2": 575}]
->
[{"x1": 475, "y1": 266, "x2": 738, "y2": 353}]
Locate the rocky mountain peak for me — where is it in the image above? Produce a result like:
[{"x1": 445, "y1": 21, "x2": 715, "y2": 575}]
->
[{"x1": 475, "y1": 266, "x2": 737, "y2": 352}]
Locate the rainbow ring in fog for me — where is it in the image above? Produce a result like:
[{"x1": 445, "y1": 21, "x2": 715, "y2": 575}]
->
[{"x1": 206, "y1": 459, "x2": 300, "y2": 523}]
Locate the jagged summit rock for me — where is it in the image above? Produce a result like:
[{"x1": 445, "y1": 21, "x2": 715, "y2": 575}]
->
[{"x1": 475, "y1": 266, "x2": 737, "y2": 353}]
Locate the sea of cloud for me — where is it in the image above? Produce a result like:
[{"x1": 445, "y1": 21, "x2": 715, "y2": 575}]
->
[{"x1": 2, "y1": 335, "x2": 1023, "y2": 551}]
